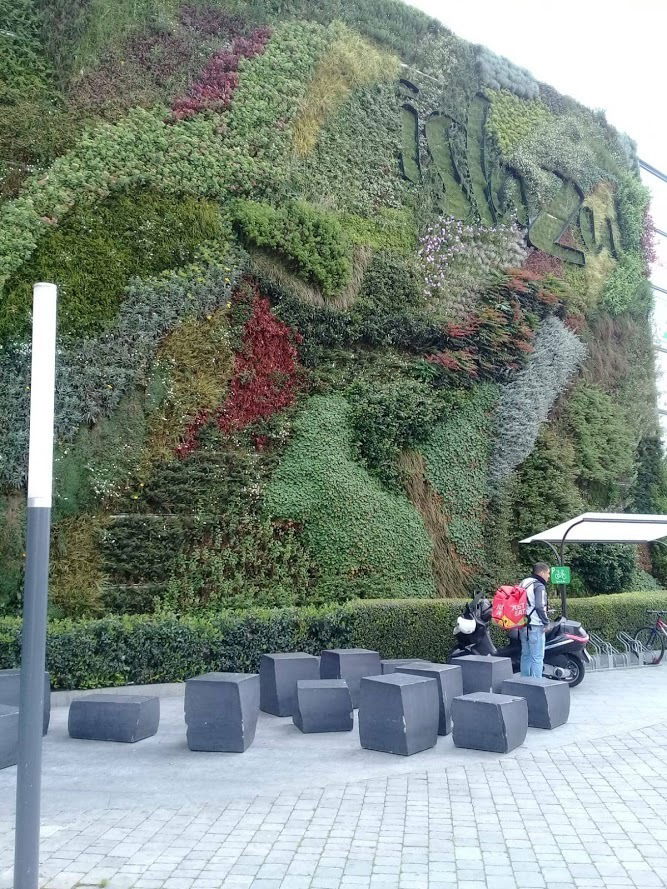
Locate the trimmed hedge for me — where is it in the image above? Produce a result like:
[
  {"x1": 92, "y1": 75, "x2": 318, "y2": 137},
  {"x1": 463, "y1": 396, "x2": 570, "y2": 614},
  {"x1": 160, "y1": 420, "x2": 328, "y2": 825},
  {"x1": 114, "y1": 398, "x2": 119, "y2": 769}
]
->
[{"x1": 2, "y1": 592, "x2": 666, "y2": 690}]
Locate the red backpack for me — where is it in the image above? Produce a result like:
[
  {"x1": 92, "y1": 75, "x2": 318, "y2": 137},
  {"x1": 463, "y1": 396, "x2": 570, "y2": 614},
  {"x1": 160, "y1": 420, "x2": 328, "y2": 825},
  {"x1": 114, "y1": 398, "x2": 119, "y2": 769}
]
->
[{"x1": 491, "y1": 584, "x2": 532, "y2": 630}]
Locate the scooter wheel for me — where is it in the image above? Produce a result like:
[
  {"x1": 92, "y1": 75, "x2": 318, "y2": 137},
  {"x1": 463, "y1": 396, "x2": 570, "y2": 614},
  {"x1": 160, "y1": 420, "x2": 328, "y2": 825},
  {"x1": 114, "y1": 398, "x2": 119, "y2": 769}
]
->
[{"x1": 550, "y1": 654, "x2": 585, "y2": 688}]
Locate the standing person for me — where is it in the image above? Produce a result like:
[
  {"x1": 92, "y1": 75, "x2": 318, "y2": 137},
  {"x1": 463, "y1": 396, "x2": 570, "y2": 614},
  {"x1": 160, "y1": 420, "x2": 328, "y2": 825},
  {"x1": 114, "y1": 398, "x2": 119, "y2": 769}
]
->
[{"x1": 519, "y1": 563, "x2": 551, "y2": 678}]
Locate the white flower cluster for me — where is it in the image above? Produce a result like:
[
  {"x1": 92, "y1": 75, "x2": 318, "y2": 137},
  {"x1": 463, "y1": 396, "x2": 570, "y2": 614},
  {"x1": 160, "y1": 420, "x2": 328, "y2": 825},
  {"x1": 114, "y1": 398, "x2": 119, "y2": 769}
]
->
[{"x1": 418, "y1": 215, "x2": 527, "y2": 316}]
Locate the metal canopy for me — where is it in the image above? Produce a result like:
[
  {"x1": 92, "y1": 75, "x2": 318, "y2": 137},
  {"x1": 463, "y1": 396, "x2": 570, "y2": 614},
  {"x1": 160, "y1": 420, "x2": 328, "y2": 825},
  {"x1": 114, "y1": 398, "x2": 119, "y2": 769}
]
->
[
  {"x1": 520, "y1": 512, "x2": 667, "y2": 618},
  {"x1": 520, "y1": 512, "x2": 667, "y2": 546}
]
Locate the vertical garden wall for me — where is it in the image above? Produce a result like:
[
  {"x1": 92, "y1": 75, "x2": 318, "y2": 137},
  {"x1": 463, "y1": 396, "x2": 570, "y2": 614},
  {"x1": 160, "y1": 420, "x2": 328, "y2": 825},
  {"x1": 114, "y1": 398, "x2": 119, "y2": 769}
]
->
[{"x1": 0, "y1": 0, "x2": 663, "y2": 618}]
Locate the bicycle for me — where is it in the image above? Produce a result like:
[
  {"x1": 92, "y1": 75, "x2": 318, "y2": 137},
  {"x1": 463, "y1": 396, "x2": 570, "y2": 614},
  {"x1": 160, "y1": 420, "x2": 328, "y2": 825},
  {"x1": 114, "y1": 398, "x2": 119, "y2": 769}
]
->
[{"x1": 633, "y1": 611, "x2": 667, "y2": 665}]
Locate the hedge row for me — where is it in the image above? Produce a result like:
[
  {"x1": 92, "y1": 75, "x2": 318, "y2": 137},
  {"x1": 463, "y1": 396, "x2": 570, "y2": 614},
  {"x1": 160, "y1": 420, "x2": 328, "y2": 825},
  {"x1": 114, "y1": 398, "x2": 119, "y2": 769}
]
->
[{"x1": 1, "y1": 592, "x2": 666, "y2": 690}]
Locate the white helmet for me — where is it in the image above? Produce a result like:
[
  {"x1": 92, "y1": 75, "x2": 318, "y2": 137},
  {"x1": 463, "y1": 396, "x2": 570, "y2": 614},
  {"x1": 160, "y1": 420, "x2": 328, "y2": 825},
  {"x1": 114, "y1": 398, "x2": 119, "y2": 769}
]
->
[{"x1": 455, "y1": 615, "x2": 477, "y2": 635}]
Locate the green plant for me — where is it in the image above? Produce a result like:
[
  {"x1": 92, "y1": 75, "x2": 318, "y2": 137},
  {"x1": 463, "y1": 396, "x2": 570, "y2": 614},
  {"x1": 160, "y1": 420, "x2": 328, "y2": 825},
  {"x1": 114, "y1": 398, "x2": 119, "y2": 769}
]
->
[
  {"x1": 233, "y1": 200, "x2": 352, "y2": 298},
  {"x1": 421, "y1": 385, "x2": 498, "y2": 576},
  {"x1": 512, "y1": 428, "x2": 584, "y2": 542},
  {"x1": 602, "y1": 252, "x2": 651, "y2": 316},
  {"x1": 293, "y1": 81, "x2": 409, "y2": 215},
  {"x1": 265, "y1": 395, "x2": 436, "y2": 600},
  {"x1": 615, "y1": 171, "x2": 651, "y2": 254},
  {"x1": 0, "y1": 493, "x2": 25, "y2": 614},
  {"x1": 570, "y1": 545, "x2": 636, "y2": 595},
  {"x1": 160, "y1": 516, "x2": 316, "y2": 611},
  {"x1": 292, "y1": 23, "x2": 398, "y2": 154},
  {"x1": 348, "y1": 377, "x2": 444, "y2": 486},
  {"x1": 486, "y1": 89, "x2": 551, "y2": 156},
  {"x1": 3, "y1": 593, "x2": 667, "y2": 689},
  {"x1": 1, "y1": 189, "x2": 223, "y2": 339},
  {"x1": 0, "y1": 0, "x2": 52, "y2": 107},
  {"x1": 564, "y1": 383, "x2": 636, "y2": 506}
]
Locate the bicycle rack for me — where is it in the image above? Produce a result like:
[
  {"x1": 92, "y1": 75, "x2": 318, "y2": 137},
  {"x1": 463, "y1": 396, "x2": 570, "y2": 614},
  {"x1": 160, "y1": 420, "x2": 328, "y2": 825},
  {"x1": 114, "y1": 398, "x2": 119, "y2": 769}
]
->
[
  {"x1": 615, "y1": 632, "x2": 639, "y2": 668},
  {"x1": 588, "y1": 631, "x2": 616, "y2": 670}
]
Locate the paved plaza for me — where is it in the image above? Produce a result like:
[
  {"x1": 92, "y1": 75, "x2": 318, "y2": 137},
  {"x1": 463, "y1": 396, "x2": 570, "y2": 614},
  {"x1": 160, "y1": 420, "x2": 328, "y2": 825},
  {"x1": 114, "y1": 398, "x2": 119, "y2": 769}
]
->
[{"x1": 1, "y1": 666, "x2": 666, "y2": 889}]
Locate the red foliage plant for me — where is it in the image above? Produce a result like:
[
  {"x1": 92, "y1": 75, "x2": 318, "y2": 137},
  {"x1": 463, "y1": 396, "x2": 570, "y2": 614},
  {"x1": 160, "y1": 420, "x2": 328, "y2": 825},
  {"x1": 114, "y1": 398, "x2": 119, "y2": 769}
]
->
[
  {"x1": 524, "y1": 250, "x2": 564, "y2": 279},
  {"x1": 176, "y1": 286, "x2": 302, "y2": 457},
  {"x1": 218, "y1": 288, "x2": 302, "y2": 434},
  {"x1": 170, "y1": 27, "x2": 271, "y2": 119}
]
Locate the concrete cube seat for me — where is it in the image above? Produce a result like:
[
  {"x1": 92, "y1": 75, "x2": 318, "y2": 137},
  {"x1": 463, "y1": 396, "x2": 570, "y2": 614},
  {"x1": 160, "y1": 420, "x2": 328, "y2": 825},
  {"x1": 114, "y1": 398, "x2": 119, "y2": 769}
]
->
[
  {"x1": 397, "y1": 662, "x2": 462, "y2": 736},
  {"x1": 185, "y1": 672, "x2": 259, "y2": 753},
  {"x1": 260, "y1": 653, "x2": 320, "y2": 717},
  {"x1": 320, "y1": 649, "x2": 381, "y2": 708},
  {"x1": 68, "y1": 694, "x2": 159, "y2": 743},
  {"x1": 381, "y1": 659, "x2": 420, "y2": 675},
  {"x1": 452, "y1": 692, "x2": 528, "y2": 753},
  {"x1": 293, "y1": 679, "x2": 353, "y2": 733},
  {"x1": 0, "y1": 704, "x2": 19, "y2": 770},
  {"x1": 0, "y1": 668, "x2": 51, "y2": 735},
  {"x1": 501, "y1": 676, "x2": 570, "y2": 729},
  {"x1": 451, "y1": 655, "x2": 514, "y2": 694},
  {"x1": 359, "y1": 673, "x2": 439, "y2": 756}
]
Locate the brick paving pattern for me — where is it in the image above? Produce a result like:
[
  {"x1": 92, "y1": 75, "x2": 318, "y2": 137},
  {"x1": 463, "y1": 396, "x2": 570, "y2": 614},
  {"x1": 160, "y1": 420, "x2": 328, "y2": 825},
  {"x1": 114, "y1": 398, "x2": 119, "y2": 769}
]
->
[{"x1": 1, "y1": 721, "x2": 666, "y2": 889}]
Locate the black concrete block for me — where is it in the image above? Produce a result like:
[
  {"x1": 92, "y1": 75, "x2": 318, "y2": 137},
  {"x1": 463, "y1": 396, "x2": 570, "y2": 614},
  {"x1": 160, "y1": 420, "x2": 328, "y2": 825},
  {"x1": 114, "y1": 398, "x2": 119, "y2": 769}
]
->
[
  {"x1": 185, "y1": 672, "x2": 259, "y2": 753},
  {"x1": 0, "y1": 704, "x2": 19, "y2": 770},
  {"x1": 0, "y1": 668, "x2": 51, "y2": 735},
  {"x1": 320, "y1": 649, "x2": 381, "y2": 708},
  {"x1": 396, "y1": 662, "x2": 462, "y2": 735},
  {"x1": 68, "y1": 694, "x2": 160, "y2": 743},
  {"x1": 260, "y1": 653, "x2": 320, "y2": 717},
  {"x1": 293, "y1": 679, "x2": 353, "y2": 733},
  {"x1": 452, "y1": 692, "x2": 528, "y2": 753},
  {"x1": 450, "y1": 655, "x2": 514, "y2": 694},
  {"x1": 381, "y1": 659, "x2": 420, "y2": 675},
  {"x1": 500, "y1": 676, "x2": 570, "y2": 729},
  {"x1": 358, "y1": 673, "x2": 439, "y2": 756}
]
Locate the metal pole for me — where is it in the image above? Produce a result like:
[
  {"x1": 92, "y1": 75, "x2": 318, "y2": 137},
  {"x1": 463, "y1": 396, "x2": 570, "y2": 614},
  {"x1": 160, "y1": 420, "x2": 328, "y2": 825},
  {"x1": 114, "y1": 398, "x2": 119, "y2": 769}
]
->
[{"x1": 14, "y1": 283, "x2": 57, "y2": 889}]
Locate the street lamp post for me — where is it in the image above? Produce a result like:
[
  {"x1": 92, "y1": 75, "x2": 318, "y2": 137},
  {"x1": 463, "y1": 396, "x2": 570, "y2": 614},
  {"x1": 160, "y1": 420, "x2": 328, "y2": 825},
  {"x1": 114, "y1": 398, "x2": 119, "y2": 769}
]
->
[{"x1": 13, "y1": 283, "x2": 57, "y2": 889}]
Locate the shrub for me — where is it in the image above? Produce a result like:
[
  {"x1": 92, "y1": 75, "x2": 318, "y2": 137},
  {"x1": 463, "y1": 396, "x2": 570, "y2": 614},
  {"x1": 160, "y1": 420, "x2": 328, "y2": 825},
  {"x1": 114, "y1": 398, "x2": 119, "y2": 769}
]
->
[
  {"x1": 2, "y1": 593, "x2": 667, "y2": 689},
  {"x1": 0, "y1": 0, "x2": 52, "y2": 107},
  {"x1": 602, "y1": 252, "x2": 651, "y2": 316},
  {"x1": 292, "y1": 23, "x2": 398, "y2": 154},
  {"x1": 510, "y1": 427, "x2": 584, "y2": 570},
  {"x1": 233, "y1": 200, "x2": 352, "y2": 297},
  {"x1": 265, "y1": 394, "x2": 436, "y2": 600},
  {"x1": 486, "y1": 90, "x2": 551, "y2": 156},
  {"x1": 348, "y1": 378, "x2": 443, "y2": 486},
  {"x1": 421, "y1": 385, "x2": 498, "y2": 575},
  {"x1": 1, "y1": 190, "x2": 223, "y2": 340},
  {"x1": 570, "y1": 545, "x2": 636, "y2": 595},
  {"x1": 564, "y1": 383, "x2": 636, "y2": 506}
]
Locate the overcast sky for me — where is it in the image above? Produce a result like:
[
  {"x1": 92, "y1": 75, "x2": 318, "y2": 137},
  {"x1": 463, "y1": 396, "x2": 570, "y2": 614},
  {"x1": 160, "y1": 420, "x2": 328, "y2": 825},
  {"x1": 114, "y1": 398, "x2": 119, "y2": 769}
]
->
[{"x1": 407, "y1": 0, "x2": 667, "y2": 282}]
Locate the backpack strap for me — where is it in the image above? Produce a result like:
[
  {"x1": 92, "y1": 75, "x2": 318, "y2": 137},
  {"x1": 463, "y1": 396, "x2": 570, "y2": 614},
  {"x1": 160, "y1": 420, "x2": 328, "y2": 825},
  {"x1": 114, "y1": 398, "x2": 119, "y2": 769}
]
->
[{"x1": 520, "y1": 579, "x2": 538, "y2": 630}]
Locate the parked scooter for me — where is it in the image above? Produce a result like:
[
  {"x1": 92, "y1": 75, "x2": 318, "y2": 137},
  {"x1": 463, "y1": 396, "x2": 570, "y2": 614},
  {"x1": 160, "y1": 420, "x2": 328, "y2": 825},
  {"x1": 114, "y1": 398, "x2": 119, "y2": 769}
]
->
[{"x1": 450, "y1": 594, "x2": 591, "y2": 687}]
